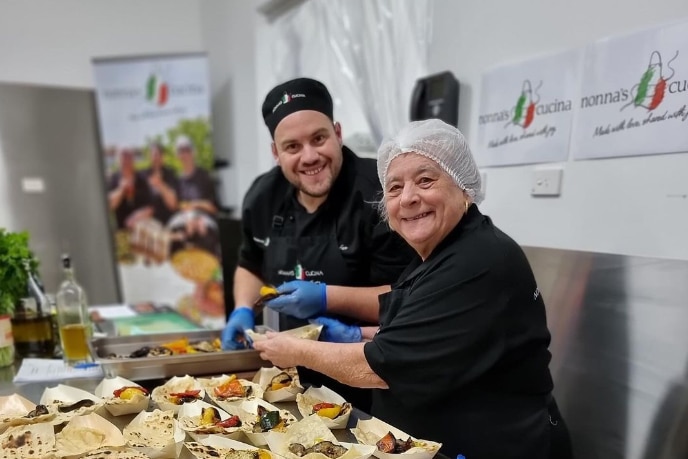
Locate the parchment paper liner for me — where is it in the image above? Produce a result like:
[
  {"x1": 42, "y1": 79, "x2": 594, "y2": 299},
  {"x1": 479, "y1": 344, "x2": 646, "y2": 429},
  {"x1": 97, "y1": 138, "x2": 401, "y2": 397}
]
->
[
  {"x1": 0, "y1": 393, "x2": 55, "y2": 432},
  {"x1": 39, "y1": 384, "x2": 103, "y2": 425},
  {"x1": 95, "y1": 376, "x2": 150, "y2": 416},
  {"x1": 296, "y1": 386, "x2": 352, "y2": 430},
  {"x1": 252, "y1": 367, "x2": 303, "y2": 403},
  {"x1": 150, "y1": 375, "x2": 205, "y2": 414},
  {"x1": 266, "y1": 414, "x2": 375, "y2": 459},
  {"x1": 0, "y1": 422, "x2": 56, "y2": 458},
  {"x1": 238, "y1": 399, "x2": 298, "y2": 446},
  {"x1": 54, "y1": 412, "x2": 126, "y2": 458},
  {"x1": 199, "y1": 374, "x2": 263, "y2": 410},
  {"x1": 177, "y1": 399, "x2": 244, "y2": 442},
  {"x1": 245, "y1": 324, "x2": 322, "y2": 343},
  {"x1": 180, "y1": 438, "x2": 274, "y2": 459},
  {"x1": 123, "y1": 409, "x2": 184, "y2": 459},
  {"x1": 351, "y1": 418, "x2": 442, "y2": 459}
]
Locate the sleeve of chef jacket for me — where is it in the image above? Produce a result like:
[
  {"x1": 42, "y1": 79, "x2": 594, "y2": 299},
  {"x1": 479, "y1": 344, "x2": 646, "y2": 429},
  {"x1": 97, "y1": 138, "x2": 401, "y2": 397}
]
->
[
  {"x1": 364, "y1": 258, "x2": 509, "y2": 407},
  {"x1": 236, "y1": 185, "x2": 265, "y2": 278}
]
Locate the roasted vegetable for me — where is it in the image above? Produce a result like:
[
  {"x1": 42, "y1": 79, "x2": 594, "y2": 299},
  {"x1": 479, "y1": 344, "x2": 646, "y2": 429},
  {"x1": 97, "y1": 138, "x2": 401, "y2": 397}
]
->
[
  {"x1": 25, "y1": 404, "x2": 49, "y2": 418},
  {"x1": 168, "y1": 389, "x2": 201, "y2": 405},
  {"x1": 57, "y1": 399, "x2": 95, "y2": 413},
  {"x1": 289, "y1": 441, "x2": 348, "y2": 459},
  {"x1": 269, "y1": 372, "x2": 292, "y2": 391},
  {"x1": 215, "y1": 414, "x2": 242, "y2": 428},
  {"x1": 255, "y1": 410, "x2": 282, "y2": 432},
  {"x1": 376, "y1": 431, "x2": 415, "y2": 454},
  {"x1": 312, "y1": 402, "x2": 342, "y2": 419},
  {"x1": 214, "y1": 377, "x2": 248, "y2": 399},
  {"x1": 201, "y1": 407, "x2": 221, "y2": 425},
  {"x1": 113, "y1": 386, "x2": 149, "y2": 400}
]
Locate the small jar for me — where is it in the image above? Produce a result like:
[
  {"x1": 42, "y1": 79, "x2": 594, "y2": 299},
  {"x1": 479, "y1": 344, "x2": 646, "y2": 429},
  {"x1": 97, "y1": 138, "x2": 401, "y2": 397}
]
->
[{"x1": 0, "y1": 314, "x2": 15, "y2": 368}]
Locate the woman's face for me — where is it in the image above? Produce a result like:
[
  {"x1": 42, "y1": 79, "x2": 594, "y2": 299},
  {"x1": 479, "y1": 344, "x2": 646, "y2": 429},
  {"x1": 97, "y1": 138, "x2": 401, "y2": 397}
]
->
[{"x1": 384, "y1": 153, "x2": 467, "y2": 260}]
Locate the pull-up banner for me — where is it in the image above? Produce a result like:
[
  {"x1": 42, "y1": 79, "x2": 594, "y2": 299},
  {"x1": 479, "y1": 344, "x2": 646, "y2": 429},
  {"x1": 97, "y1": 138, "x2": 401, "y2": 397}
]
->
[
  {"x1": 93, "y1": 54, "x2": 226, "y2": 330},
  {"x1": 475, "y1": 49, "x2": 581, "y2": 167},
  {"x1": 571, "y1": 20, "x2": 688, "y2": 160}
]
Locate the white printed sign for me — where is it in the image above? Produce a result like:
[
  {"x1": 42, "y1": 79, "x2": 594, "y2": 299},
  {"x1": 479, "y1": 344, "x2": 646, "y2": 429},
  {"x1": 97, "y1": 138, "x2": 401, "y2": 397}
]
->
[
  {"x1": 571, "y1": 20, "x2": 688, "y2": 159},
  {"x1": 476, "y1": 49, "x2": 581, "y2": 166}
]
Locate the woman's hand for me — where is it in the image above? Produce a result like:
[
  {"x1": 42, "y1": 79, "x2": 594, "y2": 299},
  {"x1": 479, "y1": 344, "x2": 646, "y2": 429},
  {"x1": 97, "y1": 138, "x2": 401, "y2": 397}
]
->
[{"x1": 253, "y1": 332, "x2": 305, "y2": 368}]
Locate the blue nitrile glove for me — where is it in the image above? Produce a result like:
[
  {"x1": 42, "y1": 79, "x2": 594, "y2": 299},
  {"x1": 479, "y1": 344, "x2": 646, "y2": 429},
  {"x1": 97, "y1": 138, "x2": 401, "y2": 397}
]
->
[
  {"x1": 221, "y1": 307, "x2": 255, "y2": 350},
  {"x1": 266, "y1": 280, "x2": 327, "y2": 319},
  {"x1": 311, "y1": 317, "x2": 362, "y2": 343}
]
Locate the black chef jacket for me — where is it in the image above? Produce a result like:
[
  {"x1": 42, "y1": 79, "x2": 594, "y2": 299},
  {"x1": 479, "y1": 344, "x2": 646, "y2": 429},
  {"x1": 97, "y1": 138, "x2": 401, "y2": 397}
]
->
[
  {"x1": 364, "y1": 205, "x2": 571, "y2": 459},
  {"x1": 238, "y1": 146, "x2": 416, "y2": 411}
]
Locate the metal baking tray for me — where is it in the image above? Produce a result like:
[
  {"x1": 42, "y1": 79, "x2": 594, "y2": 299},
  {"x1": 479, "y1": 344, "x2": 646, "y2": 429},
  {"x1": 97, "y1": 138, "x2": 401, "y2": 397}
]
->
[{"x1": 90, "y1": 329, "x2": 267, "y2": 381}]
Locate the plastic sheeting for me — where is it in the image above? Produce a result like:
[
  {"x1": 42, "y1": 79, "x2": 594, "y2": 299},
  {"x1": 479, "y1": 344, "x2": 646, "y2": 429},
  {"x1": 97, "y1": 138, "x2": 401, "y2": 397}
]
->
[{"x1": 258, "y1": 0, "x2": 432, "y2": 155}]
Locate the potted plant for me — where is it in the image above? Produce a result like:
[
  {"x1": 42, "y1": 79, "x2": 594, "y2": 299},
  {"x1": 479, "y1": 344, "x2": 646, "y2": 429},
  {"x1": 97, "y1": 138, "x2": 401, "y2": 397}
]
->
[{"x1": 0, "y1": 229, "x2": 39, "y2": 367}]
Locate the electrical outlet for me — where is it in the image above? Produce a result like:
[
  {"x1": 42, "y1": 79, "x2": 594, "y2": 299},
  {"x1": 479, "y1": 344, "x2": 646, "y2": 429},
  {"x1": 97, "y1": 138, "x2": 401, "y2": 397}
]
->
[{"x1": 531, "y1": 168, "x2": 563, "y2": 197}]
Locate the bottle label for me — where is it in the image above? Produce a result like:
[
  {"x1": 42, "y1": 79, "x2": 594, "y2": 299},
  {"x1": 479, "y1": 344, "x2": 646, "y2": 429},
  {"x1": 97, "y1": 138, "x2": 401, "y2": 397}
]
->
[{"x1": 0, "y1": 315, "x2": 14, "y2": 347}]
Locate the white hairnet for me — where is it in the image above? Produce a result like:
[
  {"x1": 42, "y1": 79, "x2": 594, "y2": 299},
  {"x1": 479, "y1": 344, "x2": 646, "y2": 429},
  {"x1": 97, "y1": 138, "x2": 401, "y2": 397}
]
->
[{"x1": 377, "y1": 119, "x2": 484, "y2": 204}]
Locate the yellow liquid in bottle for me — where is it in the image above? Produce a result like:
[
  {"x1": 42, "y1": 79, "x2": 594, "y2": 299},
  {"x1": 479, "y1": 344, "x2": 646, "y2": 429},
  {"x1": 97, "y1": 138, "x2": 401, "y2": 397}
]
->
[{"x1": 59, "y1": 324, "x2": 91, "y2": 363}]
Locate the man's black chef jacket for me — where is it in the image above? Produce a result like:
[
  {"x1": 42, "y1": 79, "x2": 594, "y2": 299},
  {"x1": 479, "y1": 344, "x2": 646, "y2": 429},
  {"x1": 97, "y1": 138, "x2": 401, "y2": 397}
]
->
[
  {"x1": 364, "y1": 205, "x2": 568, "y2": 458},
  {"x1": 238, "y1": 146, "x2": 416, "y2": 410}
]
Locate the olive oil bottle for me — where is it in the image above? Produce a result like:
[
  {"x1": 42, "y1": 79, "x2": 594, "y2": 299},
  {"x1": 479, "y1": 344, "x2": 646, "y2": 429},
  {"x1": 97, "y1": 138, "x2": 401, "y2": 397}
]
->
[{"x1": 55, "y1": 254, "x2": 92, "y2": 365}]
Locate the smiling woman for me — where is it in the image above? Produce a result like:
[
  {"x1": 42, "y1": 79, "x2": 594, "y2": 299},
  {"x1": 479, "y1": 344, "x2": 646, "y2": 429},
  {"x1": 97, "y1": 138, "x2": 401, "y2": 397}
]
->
[{"x1": 254, "y1": 119, "x2": 573, "y2": 458}]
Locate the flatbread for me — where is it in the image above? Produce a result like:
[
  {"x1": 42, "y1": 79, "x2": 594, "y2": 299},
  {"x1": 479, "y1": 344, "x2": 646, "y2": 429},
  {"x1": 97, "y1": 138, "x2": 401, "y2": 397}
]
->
[
  {"x1": 0, "y1": 424, "x2": 56, "y2": 459},
  {"x1": 184, "y1": 441, "x2": 263, "y2": 459},
  {"x1": 123, "y1": 410, "x2": 176, "y2": 449},
  {"x1": 81, "y1": 448, "x2": 152, "y2": 459}
]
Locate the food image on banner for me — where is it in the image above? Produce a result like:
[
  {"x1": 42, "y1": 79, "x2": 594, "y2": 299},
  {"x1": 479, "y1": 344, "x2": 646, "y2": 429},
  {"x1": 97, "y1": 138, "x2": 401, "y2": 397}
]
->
[
  {"x1": 476, "y1": 49, "x2": 581, "y2": 167},
  {"x1": 93, "y1": 54, "x2": 225, "y2": 329},
  {"x1": 571, "y1": 19, "x2": 688, "y2": 159}
]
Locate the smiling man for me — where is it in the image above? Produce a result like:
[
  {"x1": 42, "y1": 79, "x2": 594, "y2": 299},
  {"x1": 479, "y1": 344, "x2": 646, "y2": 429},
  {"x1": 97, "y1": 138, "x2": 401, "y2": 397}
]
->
[{"x1": 221, "y1": 78, "x2": 415, "y2": 411}]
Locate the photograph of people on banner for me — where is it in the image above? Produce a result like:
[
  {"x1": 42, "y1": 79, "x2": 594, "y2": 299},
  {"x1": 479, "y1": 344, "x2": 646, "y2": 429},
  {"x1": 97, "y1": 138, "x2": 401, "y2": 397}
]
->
[
  {"x1": 93, "y1": 54, "x2": 225, "y2": 330},
  {"x1": 475, "y1": 48, "x2": 581, "y2": 167},
  {"x1": 571, "y1": 19, "x2": 688, "y2": 160}
]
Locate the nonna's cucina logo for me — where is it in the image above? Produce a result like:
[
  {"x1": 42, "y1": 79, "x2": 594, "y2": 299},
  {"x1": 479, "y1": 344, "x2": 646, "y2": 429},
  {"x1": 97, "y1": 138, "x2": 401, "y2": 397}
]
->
[
  {"x1": 146, "y1": 74, "x2": 169, "y2": 106},
  {"x1": 621, "y1": 50, "x2": 679, "y2": 112}
]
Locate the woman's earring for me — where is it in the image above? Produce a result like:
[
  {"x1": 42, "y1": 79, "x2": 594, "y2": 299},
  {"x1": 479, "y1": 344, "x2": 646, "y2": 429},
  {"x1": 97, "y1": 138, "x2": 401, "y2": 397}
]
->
[{"x1": 465, "y1": 200, "x2": 470, "y2": 214}]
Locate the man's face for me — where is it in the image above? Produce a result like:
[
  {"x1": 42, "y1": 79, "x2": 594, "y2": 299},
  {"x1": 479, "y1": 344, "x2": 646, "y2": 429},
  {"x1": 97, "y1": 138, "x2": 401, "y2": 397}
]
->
[
  {"x1": 271, "y1": 110, "x2": 343, "y2": 208},
  {"x1": 120, "y1": 150, "x2": 135, "y2": 175},
  {"x1": 177, "y1": 147, "x2": 195, "y2": 173}
]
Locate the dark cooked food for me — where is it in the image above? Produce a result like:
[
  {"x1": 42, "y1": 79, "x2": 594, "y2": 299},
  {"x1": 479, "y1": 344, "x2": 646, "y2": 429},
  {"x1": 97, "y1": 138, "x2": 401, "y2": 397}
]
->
[
  {"x1": 269, "y1": 372, "x2": 293, "y2": 391},
  {"x1": 376, "y1": 431, "x2": 415, "y2": 454},
  {"x1": 24, "y1": 404, "x2": 49, "y2": 418},
  {"x1": 2, "y1": 430, "x2": 31, "y2": 449},
  {"x1": 289, "y1": 441, "x2": 348, "y2": 459},
  {"x1": 168, "y1": 389, "x2": 202, "y2": 405},
  {"x1": 107, "y1": 338, "x2": 223, "y2": 359},
  {"x1": 253, "y1": 407, "x2": 283, "y2": 432},
  {"x1": 57, "y1": 399, "x2": 95, "y2": 413}
]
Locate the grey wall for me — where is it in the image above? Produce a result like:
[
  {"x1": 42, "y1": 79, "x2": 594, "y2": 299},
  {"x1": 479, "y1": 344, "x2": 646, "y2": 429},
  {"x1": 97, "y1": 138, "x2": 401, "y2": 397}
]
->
[{"x1": 0, "y1": 83, "x2": 119, "y2": 303}]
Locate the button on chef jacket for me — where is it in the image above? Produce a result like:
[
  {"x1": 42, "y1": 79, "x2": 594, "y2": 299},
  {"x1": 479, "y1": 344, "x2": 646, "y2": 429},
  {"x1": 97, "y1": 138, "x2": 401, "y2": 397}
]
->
[
  {"x1": 364, "y1": 205, "x2": 561, "y2": 459},
  {"x1": 238, "y1": 146, "x2": 417, "y2": 410}
]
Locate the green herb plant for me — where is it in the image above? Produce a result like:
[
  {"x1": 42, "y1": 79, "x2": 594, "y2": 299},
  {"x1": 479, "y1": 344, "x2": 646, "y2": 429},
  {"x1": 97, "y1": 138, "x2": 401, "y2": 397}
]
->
[{"x1": 0, "y1": 229, "x2": 38, "y2": 315}]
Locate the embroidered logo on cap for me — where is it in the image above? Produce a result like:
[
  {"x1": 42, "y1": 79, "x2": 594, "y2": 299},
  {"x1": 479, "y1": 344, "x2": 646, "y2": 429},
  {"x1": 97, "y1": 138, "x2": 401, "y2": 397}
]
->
[{"x1": 272, "y1": 91, "x2": 305, "y2": 113}]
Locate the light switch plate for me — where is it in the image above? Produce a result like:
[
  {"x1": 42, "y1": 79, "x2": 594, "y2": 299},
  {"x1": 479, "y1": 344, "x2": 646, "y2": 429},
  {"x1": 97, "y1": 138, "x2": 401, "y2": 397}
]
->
[{"x1": 531, "y1": 168, "x2": 563, "y2": 197}]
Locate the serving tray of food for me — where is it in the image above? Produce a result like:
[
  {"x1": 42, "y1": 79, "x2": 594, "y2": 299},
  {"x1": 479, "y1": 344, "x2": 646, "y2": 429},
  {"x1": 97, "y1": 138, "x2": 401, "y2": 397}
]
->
[{"x1": 90, "y1": 329, "x2": 268, "y2": 381}]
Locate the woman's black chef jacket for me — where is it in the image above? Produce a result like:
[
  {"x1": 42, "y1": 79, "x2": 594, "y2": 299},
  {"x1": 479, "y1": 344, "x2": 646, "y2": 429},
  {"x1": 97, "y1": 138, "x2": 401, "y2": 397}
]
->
[
  {"x1": 364, "y1": 205, "x2": 571, "y2": 459},
  {"x1": 238, "y1": 146, "x2": 416, "y2": 410}
]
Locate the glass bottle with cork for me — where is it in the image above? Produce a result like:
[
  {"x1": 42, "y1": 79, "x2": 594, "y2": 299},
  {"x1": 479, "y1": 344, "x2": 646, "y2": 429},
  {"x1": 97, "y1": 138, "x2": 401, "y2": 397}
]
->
[{"x1": 55, "y1": 254, "x2": 92, "y2": 365}]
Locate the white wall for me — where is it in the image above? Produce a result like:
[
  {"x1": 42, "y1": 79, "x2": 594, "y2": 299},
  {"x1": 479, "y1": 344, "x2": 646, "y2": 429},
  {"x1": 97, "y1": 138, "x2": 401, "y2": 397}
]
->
[
  {"x1": 0, "y1": 0, "x2": 204, "y2": 89},
  {"x1": 430, "y1": 0, "x2": 688, "y2": 260}
]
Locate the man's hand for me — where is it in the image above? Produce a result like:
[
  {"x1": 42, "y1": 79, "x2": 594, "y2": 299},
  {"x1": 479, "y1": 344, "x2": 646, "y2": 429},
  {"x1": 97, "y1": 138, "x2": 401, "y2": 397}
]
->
[
  {"x1": 221, "y1": 307, "x2": 255, "y2": 350},
  {"x1": 311, "y1": 317, "x2": 362, "y2": 343},
  {"x1": 253, "y1": 332, "x2": 305, "y2": 368},
  {"x1": 266, "y1": 280, "x2": 327, "y2": 319}
]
